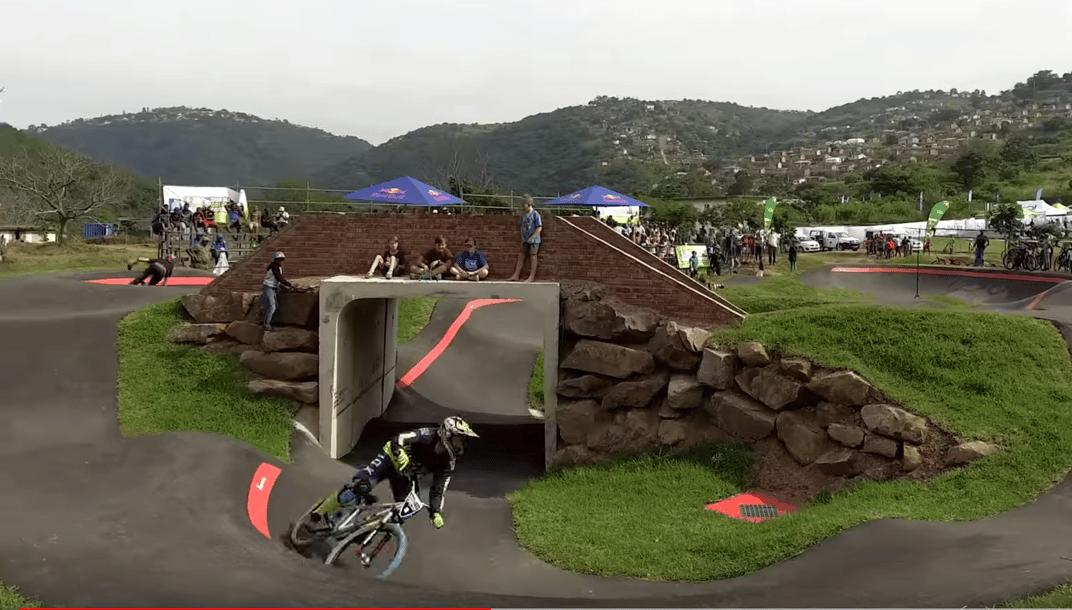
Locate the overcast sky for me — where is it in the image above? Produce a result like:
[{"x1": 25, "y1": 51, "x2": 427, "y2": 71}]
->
[{"x1": 1, "y1": 0, "x2": 1069, "y2": 145}]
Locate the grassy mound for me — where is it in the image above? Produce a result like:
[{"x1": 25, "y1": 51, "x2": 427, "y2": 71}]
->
[
  {"x1": 0, "y1": 583, "x2": 39, "y2": 610},
  {"x1": 117, "y1": 297, "x2": 442, "y2": 463},
  {"x1": 508, "y1": 288, "x2": 1072, "y2": 582},
  {"x1": 117, "y1": 299, "x2": 294, "y2": 461},
  {"x1": 0, "y1": 241, "x2": 155, "y2": 278}
]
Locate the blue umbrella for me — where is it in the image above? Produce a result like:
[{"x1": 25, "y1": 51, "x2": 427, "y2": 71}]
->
[
  {"x1": 544, "y1": 185, "x2": 649, "y2": 207},
  {"x1": 343, "y1": 176, "x2": 467, "y2": 205}
]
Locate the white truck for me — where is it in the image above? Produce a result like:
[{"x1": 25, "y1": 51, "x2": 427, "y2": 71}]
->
[{"x1": 809, "y1": 230, "x2": 861, "y2": 251}]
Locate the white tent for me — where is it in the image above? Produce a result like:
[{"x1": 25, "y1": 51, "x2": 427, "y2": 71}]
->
[{"x1": 1017, "y1": 200, "x2": 1066, "y2": 217}]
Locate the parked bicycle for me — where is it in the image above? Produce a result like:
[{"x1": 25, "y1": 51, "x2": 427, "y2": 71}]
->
[
  {"x1": 288, "y1": 475, "x2": 428, "y2": 580},
  {"x1": 1055, "y1": 241, "x2": 1072, "y2": 272},
  {"x1": 1002, "y1": 240, "x2": 1041, "y2": 271}
]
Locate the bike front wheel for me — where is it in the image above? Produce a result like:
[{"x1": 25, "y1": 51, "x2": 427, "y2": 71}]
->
[
  {"x1": 324, "y1": 522, "x2": 407, "y2": 580},
  {"x1": 289, "y1": 501, "x2": 334, "y2": 549},
  {"x1": 1003, "y1": 250, "x2": 1016, "y2": 270}
]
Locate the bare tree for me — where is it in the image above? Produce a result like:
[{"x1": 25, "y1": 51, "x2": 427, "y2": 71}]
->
[{"x1": 0, "y1": 146, "x2": 130, "y2": 243}]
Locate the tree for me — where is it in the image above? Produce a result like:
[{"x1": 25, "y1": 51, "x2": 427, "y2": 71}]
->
[
  {"x1": 0, "y1": 147, "x2": 129, "y2": 243},
  {"x1": 950, "y1": 151, "x2": 990, "y2": 190},
  {"x1": 727, "y1": 171, "x2": 754, "y2": 196},
  {"x1": 988, "y1": 203, "x2": 1022, "y2": 244},
  {"x1": 999, "y1": 135, "x2": 1039, "y2": 172}
]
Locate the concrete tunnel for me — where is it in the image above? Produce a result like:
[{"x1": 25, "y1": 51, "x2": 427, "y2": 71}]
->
[{"x1": 316, "y1": 276, "x2": 561, "y2": 466}]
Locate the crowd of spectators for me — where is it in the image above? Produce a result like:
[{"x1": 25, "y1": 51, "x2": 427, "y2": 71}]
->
[{"x1": 356, "y1": 195, "x2": 545, "y2": 283}]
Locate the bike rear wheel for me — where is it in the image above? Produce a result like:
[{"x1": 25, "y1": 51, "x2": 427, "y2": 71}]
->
[
  {"x1": 1003, "y1": 250, "x2": 1017, "y2": 270},
  {"x1": 324, "y1": 522, "x2": 407, "y2": 580}
]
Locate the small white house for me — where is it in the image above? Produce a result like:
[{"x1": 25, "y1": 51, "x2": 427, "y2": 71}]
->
[{"x1": 0, "y1": 227, "x2": 58, "y2": 244}]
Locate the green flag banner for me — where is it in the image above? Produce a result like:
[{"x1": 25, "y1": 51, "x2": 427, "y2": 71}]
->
[
  {"x1": 926, "y1": 200, "x2": 950, "y2": 236},
  {"x1": 762, "y1": 198, "x2": 779, "y2": 231}
]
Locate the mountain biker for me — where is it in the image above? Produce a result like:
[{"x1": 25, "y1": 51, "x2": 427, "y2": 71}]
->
[
  {"x1": 127, "y1": 255, "x2": 175, "y2": 286},
  {"x1": 309, "y1": 416, "x2": 479, "y2": 531}
]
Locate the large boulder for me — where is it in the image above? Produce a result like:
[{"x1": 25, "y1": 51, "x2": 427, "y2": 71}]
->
[
  {"x1": 827, "y1": 423, "x2": 865, "y2": 448},
  {"x1": 225, "y1": 321, "x2": 265, "y2": 345},
  {"x1": 779, "y1": 358, "x2": 813, "y2": 382},
  {"x1": 248, "y1": 379, "x2": 318, "y2": 404},
  {"x1": 735, "y1": 367, "x2": 805, "y2": 411},
  {"x1": 674, "y1": 324, "x2": 710, "y2": 353},
  {"x1": 902, "y1": 444, "x2": 922, "y2": 472},
  {"x1": 775, "y1": 409, "x2": 831, "y2": 466},
  {"x1": 553, "y1": 444, "x2": 597, "y2": 467},
  {"x1": 601, "y1": 370, "x2": 671, "y2": 410},
  {"x1": 556, "y1": 399, "x2": 602, "y2": 445},
  {"x1": 262, "y1": 327, "x2": 319, "y2": 353},
  {"x1": 815, "y1": 448, "x2": 860, "y2": 477},
  {"x1": 945, "y1": 441, "x2": 1000, "y2": 466},
  {"x1": 182, "y1": 293, "x2": 241, "y2": 324},
  {"x1": 617, "y1": 408, "x2": 661, "y2": 452},
  {"x1": 561, "y1": 296, "x2": 658, "y2": 342},
  {"x1": 556, "y1": 374, "x2": 615, "y2": 399},
  {"x1": 807, "y1": 371, "x2": 876, "y2": 406},
  {"x1": 696, "y1": 348, "x2": 738, "y2": 389},
  {"x1": 243, "y1": 286, "x2": 319, "y2": 327},
  {"x1": 815, "y1": 401, "x2": 857, "y2": 428},
  {"x1": 559, "y1": 281, "x2": 610, "y2": 303},
  {"x1": 707, "y1": 390, "x2": 777, "y2": 441},
  {"x1": 860, "y1": 404, "x2": 927, "y2": 445},
  {"x1": 737, "y1": 342, "x2": 771, "y2": 367},
  {"x1": 665, "y1": 374, "x2": 705, "y2": 411},
  {"x1": 862, "y1": 433, "x2": 899, "y2": 459},
  {"x1": 168, "y1": 323, "x2": 227, "y2": 344},
  {"x1": 561, "y1": 340, "x2": 655, "y2": 379},
  {"x1": 648, "y1": 323, "x2": 702, "y2": 370},
  {"x1": 658, "y1": 419, "x2": 689, "y2": 445},
  {"x1": 239, "y1": 350, "x2": 318, "y2": 381}
]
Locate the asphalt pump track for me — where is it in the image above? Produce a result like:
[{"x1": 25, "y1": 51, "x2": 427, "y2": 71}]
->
[{"x1": 3, "y1": 267, "x2": 1072, "y2": 607}]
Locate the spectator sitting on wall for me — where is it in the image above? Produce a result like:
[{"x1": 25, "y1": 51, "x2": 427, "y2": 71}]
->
[
  {"x1": 364, "y1": 235, "x2": 407, "y2": 279},
  {"x1": 275, "y1": 206, "x2": 290, "y2": 229},
  {"x1": 261, "y1": 208, "x2": 278, "y2": 232},
  {"x1": 455, "y1": 237, "x2": 489, "y2": 281},
  {"x1": 506, "y1": 195, "x2": 541, "y2": 283},
  {"x1": 228, "y1": 202, "x2": 244, "y2": 233},
  {"x1": 187, "y1": 238, "x2": 212, "y2": 270},
  {"x1": 411, "y1": 235, "x2": 456, "y2": 280}
]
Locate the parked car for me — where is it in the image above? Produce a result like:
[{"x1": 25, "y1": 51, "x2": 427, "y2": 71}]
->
[
  {"x1": 795, "y1": 236, "x2": 821, "y2": 253},
  {"x1": 809, "y1": 230, "x2": 860, "y2": 251}
]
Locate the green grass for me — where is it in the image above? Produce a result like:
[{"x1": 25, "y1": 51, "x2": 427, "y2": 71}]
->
[
  {"x1": 117, "y1": 299, "x2": 294, "y2": 462},
  {"x1": 717, "y1": 274, "x2": 872, "y2": 314},
  {"x1": 0, "y1": 582, "x2": 39, "y2": 610},
  {"x1": 0, "y1": 240, "x2": 156, "y2": 278},
  {"x1": 528, "y1": 346, "x2": 545, "y2": 411},
  {"x1": 928, "y1": 295, "x2": 974, "y2": 308},
  {"x1": 1001, "y1": 581, "x2": 1072, "y2": 608},
  {"x1": 397, "y1": 297, "x2": 438, "y2": 344},
  {"x1": 510, "y1": 300, "x2": 1072, "y2": 582}
]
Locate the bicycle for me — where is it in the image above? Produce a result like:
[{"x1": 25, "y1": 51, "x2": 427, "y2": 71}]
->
[
  {"x1": 1002, "y1": 241, "x2": 1039, "y2": 271},
  {"x1": 288, "y1": 475, "x2": 427, "y2": 580}
]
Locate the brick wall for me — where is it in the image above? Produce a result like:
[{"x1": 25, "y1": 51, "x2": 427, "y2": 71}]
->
[{"x1": 206, "y1": 211, "x2": 744, "y2": 328}]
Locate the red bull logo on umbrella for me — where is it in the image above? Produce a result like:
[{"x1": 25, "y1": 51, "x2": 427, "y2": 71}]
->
[
  {"x1": 602, "y1": 193, "x2": 626, "y2": 202},
  {"x1": 375, "y1": 187, "x2": 406, "y2": 200},
  {"x1": 427, "y1": 189, "x2": 452, "y2": 202}
]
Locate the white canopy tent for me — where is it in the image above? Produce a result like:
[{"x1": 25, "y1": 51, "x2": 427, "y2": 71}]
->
[{"x1": 162, "y1": 185, "x2": 250, "y2": 224}]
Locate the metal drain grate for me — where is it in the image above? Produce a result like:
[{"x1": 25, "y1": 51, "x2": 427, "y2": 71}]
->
[{"x1": 739, "y1": 504, "x2": 780, "y2": 519}]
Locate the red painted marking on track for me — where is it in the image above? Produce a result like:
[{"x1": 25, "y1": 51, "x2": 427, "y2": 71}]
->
[
  {"x1": 247, "y1": 462, "x2": 282, "y2": 539},
  {"x1": 831, "y1": 267, "x2": 1066, "y2": 283},
  {"x1": 1027, "y1": 291, "x2": 1049, "y2": 310},
  {"x1": 83, "y1": 277, "x2": 215, "y2": 285},
  {"x1": 706, "y1": 491, "x2": 799, "y2": 523},
  {"x1": 397, "y1": 298, "x2": 521, "y2": 388}
]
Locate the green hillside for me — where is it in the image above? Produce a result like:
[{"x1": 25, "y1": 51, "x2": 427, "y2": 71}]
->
[{"x1": 27, "y1": 107, "x2": 373, "y2": 188}]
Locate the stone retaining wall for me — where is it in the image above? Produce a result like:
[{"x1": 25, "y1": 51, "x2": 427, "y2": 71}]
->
[{"x1": 553, "y1": 281, "x2": 1000, "y2": 501}]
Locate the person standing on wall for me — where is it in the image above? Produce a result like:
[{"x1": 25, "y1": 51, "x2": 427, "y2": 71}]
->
[
  {"x1": 262, "y1": 251, "x2": 295, "y2": 331},
  {"x1": 507, "y1": 195, "x2": 542, "y2": 283}
]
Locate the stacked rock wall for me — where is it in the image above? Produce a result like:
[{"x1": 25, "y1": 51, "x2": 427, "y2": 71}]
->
[{"x1": 554, "y1": 282, "x2": 998, "y2": 501}]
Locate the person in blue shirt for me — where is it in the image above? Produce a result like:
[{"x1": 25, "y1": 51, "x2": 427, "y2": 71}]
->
[
  {"x1": 688, "y1": 250, "x2": 699, "y2": 277},
  {"x1": 506, "y1": 195, "x2": 542, "y2": 282},
  {"x1": 454, "y1": 237, "x2": 489, "y2": 281}
]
